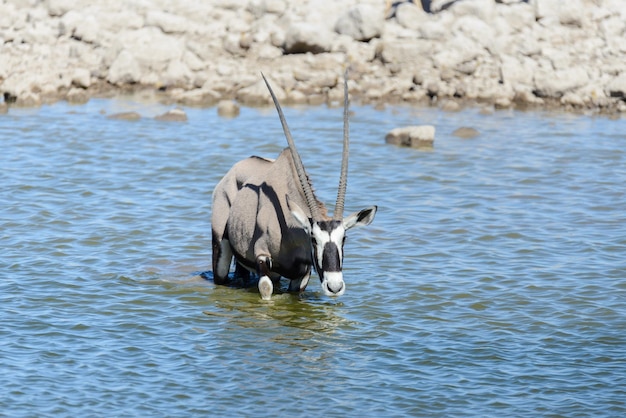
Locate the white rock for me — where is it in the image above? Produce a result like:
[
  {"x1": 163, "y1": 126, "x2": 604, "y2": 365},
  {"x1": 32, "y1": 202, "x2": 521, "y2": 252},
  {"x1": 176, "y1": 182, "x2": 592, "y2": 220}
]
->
[
  {"x1": 47, "y1": 0, "x2": 77, "y2": 16},
  {"x1": 236, "y1": 78, "x2": 286, "y2": 105},
  {"x1": 449, "y1": 0, "x2": 495, "y2": 21},
  {"x1": 606, "y1": 73, "x2": 626, "y2": 98},
  {"x1": 254, "y1": 43, "x2": 283, "y2": 60},
  {"x1": 496, "y1": 2, "x2": 535, "y2": 33},
  {"x1": 72, "y1": 68, "x2": 91, "y2": 88},
  {"x1": 534, "y1": 67, "x2": 590, "y2": 98},
  {"x1": 500, "y1": 54, "x2": 535, "y2": 86},
  {"x1": 59, "y1": 10, "x2": 81, "y2": 36},
  {"x1": 247, "y1": 0, "x2": 286, "y2": 17},
  {"x1": 121, "y1": 27, "x2": 185, "y2": 71},
  {"x1": 107, "y1": 49, "x2": 141, "y2": 85},
  {"x1": 145, "y1": 11, "x2": 189, "y2": 34},
  {"x1": 395, "y1": 2, "x2": 429, "y2": 31},
  {"x1": 283, "y1": 23, "x2": 333, "y2": 54},
  {"x1": 163, "y1": 60, "x2": 193, "y2": 87},
  {"x1": 433, "y1": 35, "x2": 482, "y2": 69},
  {"x1": 73, "y1": 14, "x2": 100, "y2": 44},
  {"x1": 98, "y1": 11, "x2": 144, "y2": 32},
  {"x1": 183, "y1": 50, "x2": 206, "y2": 71},
  {"x1": 561, "y1": 92, "x2": 584, "y2": 106},
  {"x1": 380, "y1": 39, "x2": 432, "y2": 66},
  {"x1": 453, "y1": 15, "x2": 496, "y2": 50},
  {"x1": 534, "y1": 0, "x2": 586, "y2": 26},
  {"x1": 385, "y1": 126, "x2": 436, "y2": 148},
  {"x1": 175, "y1": 88, "x2": 221, "y2": 106},
  {"x1": 430, "y1": 0, "x2": 456, "y2": 13},
  {"x1": 335, "y1": 5, "x2": 384, "y2": 42}
]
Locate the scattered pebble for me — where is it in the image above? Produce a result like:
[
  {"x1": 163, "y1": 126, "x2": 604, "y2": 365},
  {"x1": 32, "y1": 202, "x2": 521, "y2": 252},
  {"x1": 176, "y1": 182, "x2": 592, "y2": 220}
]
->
[
  {"x1": 452, "y1": 127, "x2": 480, "y2": 139},
  {"x1": 107, "y1": 112, "x2": 142, "y2": 121},
  {"x1": 155, "y1": 108, "x2": 188, "y2": 122}
]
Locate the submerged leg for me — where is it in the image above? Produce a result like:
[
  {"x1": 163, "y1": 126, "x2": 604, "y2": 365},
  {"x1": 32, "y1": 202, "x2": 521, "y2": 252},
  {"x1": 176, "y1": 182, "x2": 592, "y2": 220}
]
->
[
  {"x1": 212, "y1": 235, "x2": 233, "y2": 285},
  {"x1": 288, "y1": 267, "x2": 311, "y2": 293},
  {"x1": 234, "y1": 262, "x2": 252, "y2": 286},
  {"x1": 256, "y1": 256, "x2": 273, "y2": 300}
]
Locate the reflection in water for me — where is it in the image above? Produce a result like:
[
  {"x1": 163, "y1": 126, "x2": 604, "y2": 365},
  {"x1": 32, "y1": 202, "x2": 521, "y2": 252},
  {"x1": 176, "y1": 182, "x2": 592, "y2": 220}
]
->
[{"x1": 145, "y1": 262, "x2": 354, "y2": 373}]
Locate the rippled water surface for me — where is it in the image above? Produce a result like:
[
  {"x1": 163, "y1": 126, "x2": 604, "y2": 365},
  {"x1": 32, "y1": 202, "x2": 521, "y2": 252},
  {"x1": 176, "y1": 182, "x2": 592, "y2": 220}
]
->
[{"x1": 2, "y1": 98, "x2": 625, "y2": 417}]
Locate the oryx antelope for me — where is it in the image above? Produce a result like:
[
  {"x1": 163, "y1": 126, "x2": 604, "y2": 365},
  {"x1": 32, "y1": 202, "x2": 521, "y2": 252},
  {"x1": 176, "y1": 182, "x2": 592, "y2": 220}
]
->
[{"x1": 211, "y1": 72, "x2": 377, "y2": 300}]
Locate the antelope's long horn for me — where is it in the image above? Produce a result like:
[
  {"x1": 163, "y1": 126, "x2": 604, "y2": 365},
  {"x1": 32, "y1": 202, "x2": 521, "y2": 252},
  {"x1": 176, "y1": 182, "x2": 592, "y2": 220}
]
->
[
  {"x1": 333, "y1": 70, "x2": 350, "y2": 220},
  {"x1": 262, "y1": 73, "x2": 320, "y2": 221}
]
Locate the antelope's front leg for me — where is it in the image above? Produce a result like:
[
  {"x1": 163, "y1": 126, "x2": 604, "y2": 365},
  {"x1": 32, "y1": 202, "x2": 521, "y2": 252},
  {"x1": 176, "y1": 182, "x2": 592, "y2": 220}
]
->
[
  {"x1": 256, "y1": 256, "x2": 273, "y2": 300},
  {"x1": 288, "y1": 266, "x2": 311, "y2": 293}
]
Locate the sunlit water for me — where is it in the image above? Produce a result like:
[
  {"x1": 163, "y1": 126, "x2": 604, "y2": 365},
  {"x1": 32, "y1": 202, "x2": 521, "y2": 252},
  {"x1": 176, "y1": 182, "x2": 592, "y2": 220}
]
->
[{"x1": 1, "y1": 98, "x2": 625, "y2": 417}]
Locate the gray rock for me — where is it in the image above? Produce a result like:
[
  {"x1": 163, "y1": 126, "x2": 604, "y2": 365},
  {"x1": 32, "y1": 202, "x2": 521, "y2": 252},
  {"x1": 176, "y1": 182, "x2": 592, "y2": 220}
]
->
[
  {"x1": 452, "y1": 127, "x2": 480, "y2": 138},
  {"x1": 155, "y1": 108, "x2": 188, "y2": 122},
  {"x1": 107, "y1": 111, "x2": 141, "y2": 121},
  {"x1": 15, "y1": 92, "x2": 42, "y2": 107},
  {"x1": 335, "y1": 5, "x2": 384, "y2": 42},
  {"x1": 440, "y1": 99, "x2": 461, "y2": 111},
  {"x1": 385, "y1": 125, "x2": 435, "y2": 148}
]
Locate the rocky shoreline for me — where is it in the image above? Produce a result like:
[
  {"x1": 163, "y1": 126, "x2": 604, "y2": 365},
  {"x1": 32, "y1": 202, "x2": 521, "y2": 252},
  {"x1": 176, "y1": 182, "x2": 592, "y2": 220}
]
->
[{"x1": 1, "y1": 0, "x2": 625, "y2": 115}]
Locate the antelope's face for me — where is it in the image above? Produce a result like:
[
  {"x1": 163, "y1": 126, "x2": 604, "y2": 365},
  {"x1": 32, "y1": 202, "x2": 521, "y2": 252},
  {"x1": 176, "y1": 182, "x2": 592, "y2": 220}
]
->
[
  {"x1": 311, "y1": 220, "x2": 347, "y2": 296},
  {"x1": 291, "y1": 199, "x2": 378, "y2": 297}
]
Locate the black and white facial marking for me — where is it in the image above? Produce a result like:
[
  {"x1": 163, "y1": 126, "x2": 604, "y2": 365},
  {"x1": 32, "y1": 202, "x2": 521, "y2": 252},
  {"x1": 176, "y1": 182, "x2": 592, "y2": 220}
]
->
[
  {"x1": 311, "y1": 220, "x2": 346, "y2": 297},
  {"x1": 289, "y1": 197, "x2": 378, "y2": 297}
]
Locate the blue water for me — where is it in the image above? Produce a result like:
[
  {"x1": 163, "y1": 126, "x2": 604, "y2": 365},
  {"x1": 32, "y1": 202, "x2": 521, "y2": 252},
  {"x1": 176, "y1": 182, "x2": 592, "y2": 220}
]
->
[{"x1": 1, "y1": 99, "x2": 625, "y2": 417}]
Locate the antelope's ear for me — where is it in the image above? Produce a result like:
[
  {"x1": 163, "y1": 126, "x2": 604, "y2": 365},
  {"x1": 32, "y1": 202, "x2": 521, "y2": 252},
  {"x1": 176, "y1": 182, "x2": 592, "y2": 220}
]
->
[
  {"x1": 287, "y1": 195, "x2": 312, "y2": 233},
  {"x1": 344, "y1": 206, "x2": 377, "y2": 230}
]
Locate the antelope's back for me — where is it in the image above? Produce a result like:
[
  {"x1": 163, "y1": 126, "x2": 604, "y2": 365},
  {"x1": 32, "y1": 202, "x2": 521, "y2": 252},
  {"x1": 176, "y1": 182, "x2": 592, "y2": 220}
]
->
[
  {"x1": 211, "y1": 156, "x2": 273, "y2": 241},
  {"x1": 227, "y1": 149, "x2": 312, "y2": 268}
]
